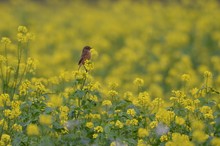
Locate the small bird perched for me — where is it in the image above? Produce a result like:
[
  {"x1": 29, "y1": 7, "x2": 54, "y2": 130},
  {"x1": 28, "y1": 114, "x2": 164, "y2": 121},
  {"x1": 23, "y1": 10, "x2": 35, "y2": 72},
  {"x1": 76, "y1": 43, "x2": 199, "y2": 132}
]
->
[{"x1": 78, "y1": 46, "x2": 92, "y2": 71}]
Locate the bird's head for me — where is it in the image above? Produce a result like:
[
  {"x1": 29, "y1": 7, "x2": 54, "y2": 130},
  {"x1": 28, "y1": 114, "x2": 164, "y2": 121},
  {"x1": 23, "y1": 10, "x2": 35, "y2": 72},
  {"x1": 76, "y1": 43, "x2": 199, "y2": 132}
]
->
[{"x1": 84, "y1": 46, "x2": 92, "y2": 50}]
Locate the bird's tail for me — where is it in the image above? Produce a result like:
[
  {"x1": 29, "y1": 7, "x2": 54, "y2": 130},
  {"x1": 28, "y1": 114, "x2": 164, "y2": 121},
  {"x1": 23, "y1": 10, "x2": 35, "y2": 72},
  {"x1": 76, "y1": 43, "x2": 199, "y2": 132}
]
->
[{"x1": 78, "y1": 65, "x2": 81, "y2": 71}]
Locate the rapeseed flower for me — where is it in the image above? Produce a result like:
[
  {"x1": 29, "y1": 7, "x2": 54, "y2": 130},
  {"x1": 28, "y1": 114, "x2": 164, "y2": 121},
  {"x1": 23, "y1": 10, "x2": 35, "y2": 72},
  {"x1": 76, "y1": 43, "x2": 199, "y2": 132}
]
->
[
  {"x1": 175, "y1": 116, "x2": 185, "y2": 125},
  {"x1": 200, "y1": 106, "x2": 214, "y2": 119},
  {"x1": 192, "y1": 130, "x2": 209, "y2": 143},
  {"x1": 181, "y1": 74, "x2": 190, "y2": 82},
  {"x1": 108, "y1": 90, "x2": 118, "y2": 97},
  {"x1": 1, "y1": 37, "x2": 11, "y2": 45},
  {"x1": 93, "y1": 134, "x2": 98, "y2": 139},
  {"x1": 12, "y1": 124, "x2": 22, "y2": 132},
  {"x1": 150, "y1": 121, "x2": 158, "y2": 129},
  {"x1": 211, "y1": 137, "x2": 220, "y2": 146},
  {"x1": 94, "y1": 126, "x2": 103, "y2": 133},
  {"x1": 138, "y1": 128, "x2": 149, "y2": 138},
  {"x1": 27, "y1": 124, "x2": 40, "y2": 136},
  {"x1": 133, "y1": 78, "x2": 144, "y2": 87},
  {"x1": 127, "y1": 108, "x2": 136, "y2": 117},
  {"x1": 1, "y1": 134, "x2": 11, "y2": 144},
  {"x1": 165, "y1": 133, "x2": 193, "y2": 146},
  {"x1": 160, "y1": 135, "x2": 168, "y2": 142},
  {"x1": 137, "y1": 139, "x2": 146, "y2": 146},
  {"x1": 126, "y1": 119, "x2": 138, "y2": 126},
  {"x1": 39, "y1": 114, "x2": 52, "y2": 125},
  {"x1": 86, "y1": 122, "x2": 94, "y2": 129},
  {"x1": 102, "y1": 100, "x2": 112, "y2": 106},
  {"x1": 115, "y1": 120, "x2": 124, "y2": 128},
  {"x1": 48, "y1": 95, "x2": 63, "y2": 107}
]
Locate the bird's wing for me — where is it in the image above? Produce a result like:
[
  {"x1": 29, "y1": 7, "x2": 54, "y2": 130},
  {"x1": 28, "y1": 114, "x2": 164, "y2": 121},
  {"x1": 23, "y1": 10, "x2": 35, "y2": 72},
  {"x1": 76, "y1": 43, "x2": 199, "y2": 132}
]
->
[{"x1": 78, "y1": 57, "x2": 83, "y2": 65}]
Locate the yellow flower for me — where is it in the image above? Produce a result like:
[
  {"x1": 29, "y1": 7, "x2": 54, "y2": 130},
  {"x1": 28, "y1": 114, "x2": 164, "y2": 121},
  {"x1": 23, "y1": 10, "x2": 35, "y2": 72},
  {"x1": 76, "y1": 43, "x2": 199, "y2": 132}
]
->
[
  {"x1": 115, "y1": 110, "x2": 121, "y2": 113},
  {"x1": 108, "y1": 90, "x2": 118, "y2": 97},
  {"x1": 18, "y1": 25, "x2": 28, "y2": 33},
  {"x1": 110, "y1": 141, "x2": 117, "y2": 146},
  {"x1": 150, "y1": 121, "x2": 158, "y2": 129},
  {"x1": 12, "y1": 124, "x2": 22, "y2": 132},
  {"x1": 126, "y1": 119, "x2": 138, "y2": 126},
  {"x1": 133, "y1": 78, "x2": 144, "y2": 86},
  {"x1": 211, "y1": 137, "x2": 220, "y2": 146},
  {"x1": 3, "y1": 109, "x2": 12, "y2": 118},
  {"x1": 84, "y1": 60, "x2": 94, "y2": 72},
  {"x1": 108, "y1": 82, "x2": 119, "y2": 89},
  {"x1": 135, "y1": 91, "x2": 150, "y2": 107},
  {"x1": 90, "y1": 48, "x2": 98, "y2": 58},
  {"x1": 39, "y1": 114, "x2": 52, "y2": 125},
  {"x1": 166, "y1": 133, "x2": 193, "y2": 146},
  {"x1": 192, "y1": 130, "x2": 208, "y2": 143},
  {"x1": 115, "y1": 120, "x2": 124, "y2": 128},
  {"x1": 138, "y1": 128, "x2": 149, "y2": 138},
  {"x1": 102, "y1": 100, "x2": 112, "y2": 106},
  {"x1": 86, "y1": 113, "x2": 101, "y2": 120},
  {"x1": 59, "y1": 106, "x2": 69, "y2": 113},
  {"x1": 89, "y1": 95, "x2": 98, "y2": 102},
  {"x1": 191, "y1": 120, "x2": 204, "y2": 130},
  {"x1": 93, "y1": 133, "x2": 98, "y2": 139},
  {"x1": 181, "y1": 74, "x2": 190, "y2": 82},
  {"x1": 160, "y1": 135, "x2": 168, "y2": 142},
  {"x1": 1, "y1": 134, "x2": 11, "y2": 144},
  {"x1": 1, "y1": 37, "x2": 11, "y2": 45},
  {"x1": 156, "y1": 109, "x2": 175, "y2": 125},
  {"x1": 27, "y1": 124, "x2": 40, "y2": 136},
  {"x1": 203, "y1": 71, "x2": 212, "y2": 78},
  {"x1": 127, "y1": 108, "x2": 136, "y2": 117},
  {"x1": 137, "y1": 139, "x2": 146, "y2": 146},
  {"x1": 200, "y1": 106, "x2": 214, "y2": 119},
  {"x1": 86, "y1": 122, "x2": 94, "y2": 129},
  {"x1": 0, "y1": 119, "x2": 8, "y2": 130},
  {"x1": 94, "y1": 126, "x2": 103, "y2": 133},
  {"x1": 48, "y1": 95, "x2": 63, "y2": 107},
  {"x1": 175, "y1": 116, "x2": 185, "y2": 125},
  {"x1": 110, "y1": 141, "x2": 127, "y2": 146}
]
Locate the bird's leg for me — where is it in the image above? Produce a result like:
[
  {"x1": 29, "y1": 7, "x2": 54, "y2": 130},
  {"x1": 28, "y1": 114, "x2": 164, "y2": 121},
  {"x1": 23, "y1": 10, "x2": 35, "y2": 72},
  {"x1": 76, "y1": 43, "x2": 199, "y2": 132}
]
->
[
  {"x1": 83, "y1": 65, "x2": 88, "y2": 72},
  {"x1": 78, "y1": 65, "x2": 81, "y2": 71}
]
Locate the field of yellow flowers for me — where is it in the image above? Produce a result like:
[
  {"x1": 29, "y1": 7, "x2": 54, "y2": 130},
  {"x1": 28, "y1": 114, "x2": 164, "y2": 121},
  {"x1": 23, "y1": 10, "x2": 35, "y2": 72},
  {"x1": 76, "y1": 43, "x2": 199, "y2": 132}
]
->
[{"x1": 1, "y1": 0, "x2": 220, "y2": 145}]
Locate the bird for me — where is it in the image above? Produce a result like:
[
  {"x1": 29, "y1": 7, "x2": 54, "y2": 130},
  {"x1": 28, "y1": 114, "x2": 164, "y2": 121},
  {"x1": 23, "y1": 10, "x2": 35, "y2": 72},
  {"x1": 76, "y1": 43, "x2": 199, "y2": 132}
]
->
[{"x1": 78, "y1": 46, "x2": 92, "y2": 71}]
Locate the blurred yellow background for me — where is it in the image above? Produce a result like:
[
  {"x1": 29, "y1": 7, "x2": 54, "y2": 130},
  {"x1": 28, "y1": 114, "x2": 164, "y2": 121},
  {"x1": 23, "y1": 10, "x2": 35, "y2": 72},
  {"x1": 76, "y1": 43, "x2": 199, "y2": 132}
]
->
[{"x1": 0, "y1": 0, "x2": 220, "y2": 97}]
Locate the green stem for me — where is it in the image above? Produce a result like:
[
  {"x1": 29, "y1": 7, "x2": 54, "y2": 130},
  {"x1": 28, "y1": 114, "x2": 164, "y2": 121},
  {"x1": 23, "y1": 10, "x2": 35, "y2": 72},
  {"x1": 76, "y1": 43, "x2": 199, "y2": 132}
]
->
[
  {"x1": 4, "y1": 44, "x2": 9, "y2": 93},
  {"x1": 12, "y1": 43, "x2": 22, "y2": 98},
  {"x1": 205, "y1": 77, "x2": 208, "y2": 94}
]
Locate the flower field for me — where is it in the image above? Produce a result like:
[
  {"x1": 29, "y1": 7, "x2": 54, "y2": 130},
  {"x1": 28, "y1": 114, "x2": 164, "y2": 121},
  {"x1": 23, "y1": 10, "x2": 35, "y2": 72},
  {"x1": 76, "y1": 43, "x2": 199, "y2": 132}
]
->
[{"x1": 1, "y1": 0, "x2": 220, "y2": 145}]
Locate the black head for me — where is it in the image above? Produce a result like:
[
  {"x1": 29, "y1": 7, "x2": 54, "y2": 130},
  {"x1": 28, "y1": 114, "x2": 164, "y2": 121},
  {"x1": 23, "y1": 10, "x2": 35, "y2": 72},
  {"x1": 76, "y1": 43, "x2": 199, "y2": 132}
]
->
[{"x1": 84, "y1": 46, "x2": 92, "y2": 50}]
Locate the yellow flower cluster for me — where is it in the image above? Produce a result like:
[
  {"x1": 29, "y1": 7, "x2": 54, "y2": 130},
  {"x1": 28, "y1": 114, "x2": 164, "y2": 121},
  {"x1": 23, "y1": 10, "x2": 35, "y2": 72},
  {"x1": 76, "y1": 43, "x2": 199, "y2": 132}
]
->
[
  {"x1": 126, "y1": 119, "x2": 138, "y2": 126},
  {"x1": 0, "y1": 134, "x2": 11, "y2": 146},
  {"x1": 17, "y1": 26, "x2": 34, "y2": 43},
  {"x1": 39, "y1": 114, "x2": 52, "y2": 126},
  {"x1": 175, "y1": 116, "x2": 185, "y2": 125},
  {"x1": 59, "y1": 106, "x2": 69, "y2": 125},
  {"x1": 138, "y1": 128, "x2": 149, "y2": 138},
  {"x1": 200, "y1": 106, "x2": 214, "y2": 119},
  {"x1": 115, "y1": 120, "x2": 124, "y2": 129},
  {"x1": 133, "y1": 78, "x2": 144, "y2": 87},
  {"x1": 94, "y1": 126, "x2": 103, "y2": 133},
  {"x1": 156, "y1": 109, "x2": 175, "y2": 125},
  {"x1": 133, "y1": 92, "x2": 150, "y2": 108},
  {"x1": 27, "y1": 124, "x2": 40, "y2": 136},
  {"x1": 86, "y1": 122, "x2": 94, "y2": 129},
  {"x1": 102, "y1": 100, "x2": 112, "y2": 106},
  {"x1": 126, "y1": 108, "x2": 136, "y2": 117},
  {"x1": 165, "y1": 133, "x2": 193, "y2": 146},
  {"x1": 1, "y1": 37, "x2": 11, "y2": 46}
]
